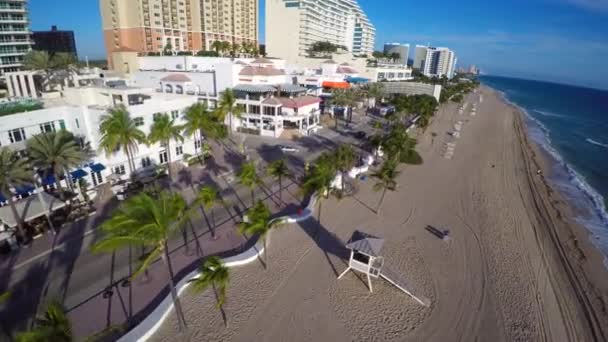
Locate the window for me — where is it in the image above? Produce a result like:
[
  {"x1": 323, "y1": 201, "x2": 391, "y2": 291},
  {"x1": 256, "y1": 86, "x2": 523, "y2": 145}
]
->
[
  {"x1": 40, "y1": 121, "x2": 55, "y2": 133},
  {"x1": 159, "y1": 150, "x2": 168, "y2": 164},
  {"x1": 249, "y1": 105, "x2": 260, "y2": 114},
  {"x1": 134, "y1": 117, "x2": 144, "y2": 126},
  {"x1": 263, "y1": 106, "x2": 276, "y2": 116},
  {"x1": 175, "y1": 145, "x2": 183, "y2": 156},
  {"x1": 377, "y1": 72, "x2": 386, "y2": 80},
  {"x1": 171, "y1": 110, "x2": 179, "y2": 119},
  {"x1": 75, "y1": 118, "x2": 80, "y2": 129},
  {"x1": 141, "y1": 156, "x2": 152, "y2": 168},
  {"x1": 113, "y1": 164, "x2": 126, "y2": 175},
  {"x1": 8, "y1": 128, "x2": 26, "y2": 143},
  {"x1": 194, "y1": 139, "x2": 202, "y2": 150}
]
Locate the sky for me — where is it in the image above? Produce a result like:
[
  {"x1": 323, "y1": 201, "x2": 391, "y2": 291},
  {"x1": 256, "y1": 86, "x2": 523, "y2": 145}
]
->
[{"x1": 29, "y1": 0, "x2": 608, "y2": 90}]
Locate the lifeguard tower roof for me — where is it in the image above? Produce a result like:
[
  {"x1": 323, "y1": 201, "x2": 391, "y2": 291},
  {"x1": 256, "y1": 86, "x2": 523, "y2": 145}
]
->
[{"x1": 345, "y1": 231, "x2": 384, "y2": 257}]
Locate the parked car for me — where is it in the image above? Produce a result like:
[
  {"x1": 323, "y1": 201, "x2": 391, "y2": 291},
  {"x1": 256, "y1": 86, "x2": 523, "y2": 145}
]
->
[
  {"x1": 353, "y1": 131, "x2": 367, "y2": 139},
  {"x1": 278, "y1": 145, "x2": 299, "y2": 153}
]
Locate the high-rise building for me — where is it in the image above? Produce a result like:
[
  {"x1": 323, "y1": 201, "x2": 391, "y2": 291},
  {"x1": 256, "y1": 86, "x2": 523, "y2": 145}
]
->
[
  {"x1": 422, "y1": 47, "x2": 457, "y2": 79},
  {"x1": 33, "y1": 26, "x2": 77, "y2": 57},
  {"x1": 99, "y1": 0, "x2": 258, "y2": 68},
  {"x1": 0, "y1": 0, "x2": 32, "y2": 75},
  {"x1": 413, "y1": 45, "x2": 428, "y2": 70},
  {"x1": 383, "y1": 43, "x2": 409, "y2": 65},
  {"x1": 266, "y1": 0, "x2": 375, "y2": 63}
]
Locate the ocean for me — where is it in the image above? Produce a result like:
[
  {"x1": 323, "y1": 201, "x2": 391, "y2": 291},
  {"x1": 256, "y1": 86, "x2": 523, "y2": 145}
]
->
[{"x1": 480, "y1": 75, "x2": 608, "y2": 266}]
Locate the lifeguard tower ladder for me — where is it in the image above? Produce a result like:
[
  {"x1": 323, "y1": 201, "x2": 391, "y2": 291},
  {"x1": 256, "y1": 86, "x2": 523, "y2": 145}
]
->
[{"x1": 337, "y1": 231, "x2": 430, "y2": 307}]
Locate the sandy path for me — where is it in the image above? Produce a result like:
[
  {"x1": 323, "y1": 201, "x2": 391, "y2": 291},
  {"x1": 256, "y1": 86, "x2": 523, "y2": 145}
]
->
[{"x1": 150, "y1": 87, "x2": 608, "y2": 342}]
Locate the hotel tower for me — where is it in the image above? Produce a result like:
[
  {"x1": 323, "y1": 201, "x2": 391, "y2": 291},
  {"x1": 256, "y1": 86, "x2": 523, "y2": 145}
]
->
[
  {"x1": 100, "y1": 0, "x2": 258, "y2": 67},
  {"x1": 0, "y1": 0, "x2": 32, "y2": 74}
]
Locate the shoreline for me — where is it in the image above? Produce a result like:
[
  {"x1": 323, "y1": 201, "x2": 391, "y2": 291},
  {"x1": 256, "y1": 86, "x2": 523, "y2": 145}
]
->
[{"x1": 494, "y1": 85, "x2": 608, "y2": 340}]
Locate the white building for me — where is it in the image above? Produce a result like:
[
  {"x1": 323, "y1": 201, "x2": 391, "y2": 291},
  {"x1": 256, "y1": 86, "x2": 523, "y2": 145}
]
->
[
  {"x1": 0, "y1": 84, "x2": 201, "y2": 188},
  {"x1": 265, "y1": 0, "x2": 375, "y2": 63},
  {"x1": 421, "y1": 47, "x2": 457, "y2": 79},
  {"x1": 366, "y1": 63, "x2": 413, "y2": 82},
  {"x1": 0, "y1": 0, "x2": 32, "y2": 75}
]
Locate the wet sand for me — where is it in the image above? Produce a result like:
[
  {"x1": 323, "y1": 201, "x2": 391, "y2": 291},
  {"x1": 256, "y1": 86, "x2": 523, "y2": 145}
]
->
[{"x1": 150, "y1": 86, "x2": 608, "y2": 341}]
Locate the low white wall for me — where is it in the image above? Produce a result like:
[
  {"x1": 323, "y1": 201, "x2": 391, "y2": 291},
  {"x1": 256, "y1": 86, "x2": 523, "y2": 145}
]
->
[{"x1": 118, "y1": 194, "x2": 318, "y2": 342}]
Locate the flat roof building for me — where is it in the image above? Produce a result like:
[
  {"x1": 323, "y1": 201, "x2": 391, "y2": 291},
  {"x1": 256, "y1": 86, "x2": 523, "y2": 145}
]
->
[
  {"x1": 266, "y1": 0, "x2": 375, "y2": 63},
  {"x1": 99, "y1": 0, "x2": 259, "y2": 68}
]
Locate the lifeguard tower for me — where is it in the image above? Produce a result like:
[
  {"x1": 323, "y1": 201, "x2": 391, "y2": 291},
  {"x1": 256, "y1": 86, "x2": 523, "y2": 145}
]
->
[{"x1": 338, "y1": 231, "x2": 430, "y2": 307}]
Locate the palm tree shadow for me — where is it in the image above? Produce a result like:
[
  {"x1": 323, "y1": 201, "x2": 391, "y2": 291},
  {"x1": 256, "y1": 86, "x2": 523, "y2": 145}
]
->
[{"x1": 295, "y1": 215, "x2": 349, "y2": 277}]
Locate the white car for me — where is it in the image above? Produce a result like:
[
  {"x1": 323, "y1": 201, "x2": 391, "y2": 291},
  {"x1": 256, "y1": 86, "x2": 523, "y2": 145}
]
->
[{"x1": 278, "y1": 145, "x2": 299, "y2": 153}]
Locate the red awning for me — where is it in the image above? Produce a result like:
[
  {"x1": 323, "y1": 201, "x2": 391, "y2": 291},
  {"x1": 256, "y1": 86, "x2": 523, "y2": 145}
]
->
[{"x1": 322, "y1": 81, "x2": 350, "y2": 89}]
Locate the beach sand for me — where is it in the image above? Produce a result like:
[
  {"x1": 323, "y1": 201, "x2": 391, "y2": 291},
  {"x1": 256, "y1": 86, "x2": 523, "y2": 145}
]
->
[{"x1": 150, "y1": 86, "x2": 608, "y2": 341}]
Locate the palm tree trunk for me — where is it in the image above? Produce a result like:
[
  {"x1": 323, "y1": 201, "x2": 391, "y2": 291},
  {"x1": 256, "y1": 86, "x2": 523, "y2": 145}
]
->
[
  {"x1": 278, "y1": 176, "x2": 282, "y2": 207},
  {"x1": 166, "y1": 140, "x2": 173, "y2": 180},
  {"x1": 199, "y1": 128, "x2": 206, "y2": 167},
  {"x1": 124, "y1": 146, "x2": 135, "y2": 178},
  {"x1": 263, "y1": 237, "x2": 268, "y2": 269},
  {"x1": 161, "y1": 243, "x2": 187, "y2": 332},
  {"x1": 211, "y1": 207, "x2": 216, "y2": 238},
  {"x1": 251, "y1": 187, "x2": 255, "y2": 207},
  {"x1": 377, "y1": 188, "x2": 387, "y2": 215},
  {"x1": 229, "y1": 112, "x2": 233, "y2": 136},
  {"x1": 7, "y1": 195, "x2": 26, "y2": 244}
]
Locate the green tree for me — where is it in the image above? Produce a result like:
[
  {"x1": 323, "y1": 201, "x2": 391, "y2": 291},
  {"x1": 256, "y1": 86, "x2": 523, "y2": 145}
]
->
[
  {"x1": 330, "y1": 88, "x2": 356, "y2": 129},
  {"x1": 27, "y1": 131, "x2": 89, "y2": 198},
  {"x1": 333, "y1": 144, "x2": 357, "y2": 192},
  {"x1": 382, "y1": 125, "x2": 422, "y2": 165},
  {"x1": 301, "y1": 152, "x2": 337, "y2": 225},
  {"x1": 231, "y1": 43, "x2": 240, "y2": 56},
  {"x1": 92, "y1": 191, "x2": 190, "y2": 332},
  {"x1": 371, "y1": 159, "x2": 400, "y2": 214},
  {"x1": 194, "y1": 185, "x2": 221, "y2": 238},
  {"x1": 99, "y1": 105, "x2": 146, "y2": 177},
  {"x1": 189, "y1": 256, "x2": 230, "y2": 326},
  {"x1": 183, "y1": 102, "x2": 213, "y2": 166},
  {"x1": 0, "y1": 148, "x2": 32, "y2": 243},
  {"x1": 363, "y1": 82, "x2": 384, "y2": 108},
  {"x1": 266, "y1": 159, "x2": 290, "y2": 207},
  {"x1": 211, "y1": 41, "x2": 222, "y2": 54},
  {"x1": 219, "y1": 88, "x2": 243, "y2": 137},
  {"x1": 22, "y1": 51, "x2": 77, "y2": 91},
  {"x1": 237, "y1": 162, "x2": 260, "y2": 206},
  {"x1": 15, "y1": 301, "x2": 72, "y2": 342},
  {"x1": 238, "y1": 201, "x2": 284, "y2": 269},
  {"x1": 148, "y1": 114, "x2": 184, "y2": 180}
]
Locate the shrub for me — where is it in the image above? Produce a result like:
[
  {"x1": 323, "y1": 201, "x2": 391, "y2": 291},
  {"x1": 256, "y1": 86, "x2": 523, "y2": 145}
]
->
[
  {"x1": 196, "y1": 50, "x2": 219, "y2": 57},
  {"x1": 176, "y1": 51, "x2": 193, "y2": 56}
]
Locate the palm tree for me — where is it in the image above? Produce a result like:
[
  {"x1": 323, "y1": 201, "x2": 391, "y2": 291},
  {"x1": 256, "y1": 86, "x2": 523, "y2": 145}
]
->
[
  {"x1": 334, "y1": 144, "x2": 357, "y2": 192},
  {"x1": 238, "y1": 200, "x2": 284, "y2": 269},
  {"x1": 301, "y1": 152, "x2": 337, "y2": 225},
  {"x1": 0, "y1": 148, "x2": 32, "y2": 243},
  {"x1": 363, "y1": 83, "x2": 384, "y2": 108},
  {"x1": 211, "y1": 40, "x2": 222, "y2": 54},
  {"x1": 27, "y1": 131, "x2": 89, "y2": 198},
  {"x1": 231, "y1": 43, "x2": 240, "y2": 57},
  {"x1": 189, "y1": 256, "x2": 230, "y2": 326},
  {"x1": 382, "y1": 125, "x2": 422, "y2": 165},
  {"x1": 266, "y1": 159, "x2": 290, "y2": 207},
  {"x1": 237, "y1": 161, "x2": 260, "y2": 206},
  {"x1": 92, "y1": 191, "x2": 190, "y2": 332},
  {"x1": 219, "y1": 88, "x2": 243, "y2": 137},
  {"x1": 14, "y1": 301, "x2": 72, "y2": 342},
  {"x1": 330, "y1": 88, "x2": 355, "y2": 129},
  {"x1": 22, "y1": 51, "x2": 77, "y2": 91},
  {"x1": 371, "y1": 159, "x2": 399, "y2": 214},
  {"x1": 99, "y1": 105, "x2": 146, "y2": 178},
  {"x1": 220, "y1": 41, "x2": 231, "y2": 56},
  {"x1": 148, "y1": 114, "x2": 184, "y2": 179},
  {"x1": 183, "y1": 102, "x2": 212, "y2": 166},
  {"x1": 194, "y1": 185, "x2": 221, "y2": 238}
]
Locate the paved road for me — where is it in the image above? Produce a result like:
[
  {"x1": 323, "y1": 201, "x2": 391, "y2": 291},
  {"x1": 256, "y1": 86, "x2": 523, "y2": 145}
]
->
[{"x1": 0, "y1": 116, "x2": 373, "y2": 338}]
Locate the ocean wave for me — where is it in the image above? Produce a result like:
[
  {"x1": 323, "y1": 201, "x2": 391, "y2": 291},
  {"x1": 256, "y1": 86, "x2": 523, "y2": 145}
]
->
[
  {"x1": 494, "y1": 86, "x2": 608, "y2": 266},
  {"x1": 586, "y1": 138, "x2": 608, "y2": 149},
  {"x1": 533, "y1": 109, "x2": 567, "y2": 119}
]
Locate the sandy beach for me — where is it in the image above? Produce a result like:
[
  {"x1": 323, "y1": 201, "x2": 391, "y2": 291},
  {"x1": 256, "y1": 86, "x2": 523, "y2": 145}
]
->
[{"x1": 150, "y1": 86, "x2": 608, "y2": 342}]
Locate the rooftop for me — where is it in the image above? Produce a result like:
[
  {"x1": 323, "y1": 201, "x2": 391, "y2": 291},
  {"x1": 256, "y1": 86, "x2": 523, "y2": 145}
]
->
[
  {"x1": 239, "y1": 66, "x2": 285, "y2": 76},
  {"x1": 278, "y1": 96, "x2": 321, "y2": 109}
]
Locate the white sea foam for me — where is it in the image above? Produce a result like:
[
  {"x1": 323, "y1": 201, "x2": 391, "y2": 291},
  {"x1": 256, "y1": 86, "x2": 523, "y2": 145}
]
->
[
  {"x1": 533, "y1": 109, "x2": 567, "y2": 119},
  {"x1": 495, "y1": 89, "x2": 608, "y2": 267},
  {"x1": 586, "y1": 138, "x2": 608, "y2": 149}
]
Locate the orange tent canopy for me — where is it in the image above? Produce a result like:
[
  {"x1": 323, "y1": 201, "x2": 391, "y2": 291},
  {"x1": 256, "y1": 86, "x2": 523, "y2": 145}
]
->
[{"x1": 322, "y1": 81, "x2": 350, "y2": 89}]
